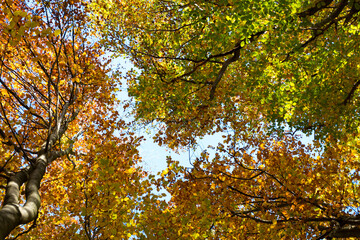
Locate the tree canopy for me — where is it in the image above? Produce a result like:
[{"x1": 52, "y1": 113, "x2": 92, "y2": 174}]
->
[
  {"x1": 95, "y1": 0, "x2": 360, "y2": 239},
  {"x1": 1, "y1": 0, "x2": 360, "y2": 239},
  {"x1": 0, "y1": 0, "x2": 155, "y2": 239}
]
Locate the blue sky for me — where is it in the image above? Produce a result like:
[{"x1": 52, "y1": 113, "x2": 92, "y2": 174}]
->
[
  {"x1": 138, "y1": 132, "x2": 223, "y2": 174},
  {"x1": 113, "y1": 56, "x2": 315, "y2": 174},
  {"x1": 112, "y1": 56, "x2": 226, "y2": 174}
]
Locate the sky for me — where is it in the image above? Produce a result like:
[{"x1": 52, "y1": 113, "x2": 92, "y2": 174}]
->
[
  {"x1": 113, "y1": 56, "x2": 315, "y2": 175},
  {"x1": 138, "y1": 132, "x2": 224, "y2": 174},
  {"x1": 112, "y1": 56, "x2": 226, "y2": 174}
]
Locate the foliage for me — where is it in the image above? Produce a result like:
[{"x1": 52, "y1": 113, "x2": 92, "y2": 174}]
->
[
  {"x1": 2, "y1": 0, "x2": 360, "y2": 239},
  {"x1": 0, "y1": 0, "x2": 158, "y2": 239},
  {"x1": 95, "y1": 0, "x2": 360, "y2": 239}
]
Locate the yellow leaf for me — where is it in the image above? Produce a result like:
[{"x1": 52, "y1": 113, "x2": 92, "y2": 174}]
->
[
  {"x1": 161, "y1": 168, "x2": 168, "y2": 177},
  {"x1": 125, "y1": 168, "x2": 136, "y2": 174},
  {"x1": 54, "y1": 29, "x2": 61, "y2": 36}
]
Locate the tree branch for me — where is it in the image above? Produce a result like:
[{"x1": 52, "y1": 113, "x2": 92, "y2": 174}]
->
[
  {"x1": 341, "y1": 79, "x2": 360, "y2": 105},
  {"x1": 209, "y1": 30, "x2": 265, "y2": 100},
  {"x1": 297, "y1": 0, "x2": 334, "y2": 18}
]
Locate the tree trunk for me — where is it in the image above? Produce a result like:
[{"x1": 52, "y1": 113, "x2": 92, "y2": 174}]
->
[{"x1": 0, "y1": 155, "x2": 47, "y2": 239}]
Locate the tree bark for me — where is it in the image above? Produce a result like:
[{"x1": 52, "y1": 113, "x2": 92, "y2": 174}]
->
[{"x1": 0, "y1": 155, "x2": 47, "y2": 239}]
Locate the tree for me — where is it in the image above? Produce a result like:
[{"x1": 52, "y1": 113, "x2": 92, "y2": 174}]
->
[
  {"x1": 95, "y1": 0, "x2": 360, "y2": 238},
  {"x1": 0, "y1": 0, "x2": 154, "y2": 239}
]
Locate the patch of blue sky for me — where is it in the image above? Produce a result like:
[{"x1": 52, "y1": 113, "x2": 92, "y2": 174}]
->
[{"x1": 111, "y1": 55, "x2": 316, "y2": 175}]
